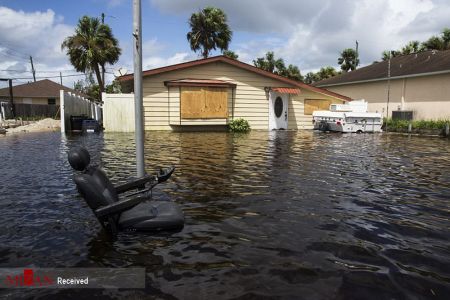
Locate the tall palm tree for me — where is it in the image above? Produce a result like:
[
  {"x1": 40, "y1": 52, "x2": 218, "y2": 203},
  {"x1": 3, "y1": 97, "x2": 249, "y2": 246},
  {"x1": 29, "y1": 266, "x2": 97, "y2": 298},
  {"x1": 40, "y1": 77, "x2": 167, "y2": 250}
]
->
[
  {"x1": 62, "y1": 16, "x2": 121, "y2": 98},
  {"x1": 338, "y1": 48, "x2": 359, "y2": 72},
  {"x1": 187, "y1": 7, "x2": 232, "y2": 58},
  {"x1": 422, "y1": 28, "x2": 450, "y2": 51},
  {"x1": 253, "y1": 51, "x2": 285, "y2": 74},
  {"x1": 401, "y1": 40, "x2": 421, "y2": 54}
]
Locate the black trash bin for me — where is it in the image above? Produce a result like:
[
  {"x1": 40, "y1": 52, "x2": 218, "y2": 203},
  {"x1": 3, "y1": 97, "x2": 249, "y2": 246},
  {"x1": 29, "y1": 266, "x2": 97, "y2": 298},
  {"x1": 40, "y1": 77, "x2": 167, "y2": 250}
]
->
[
  {"x1": 82, "y1": 119, "x2": 100, "y2": 133},
  {"x1": 70, "y1": 115, "x2": 88, "y2": 132}
]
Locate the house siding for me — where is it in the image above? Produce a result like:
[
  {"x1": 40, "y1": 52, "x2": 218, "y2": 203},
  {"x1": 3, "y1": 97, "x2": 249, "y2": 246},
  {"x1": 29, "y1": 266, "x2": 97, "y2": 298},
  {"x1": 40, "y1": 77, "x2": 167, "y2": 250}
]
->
[{"x1": 140, "y1": 61, "x2": 345, "y2": 130}]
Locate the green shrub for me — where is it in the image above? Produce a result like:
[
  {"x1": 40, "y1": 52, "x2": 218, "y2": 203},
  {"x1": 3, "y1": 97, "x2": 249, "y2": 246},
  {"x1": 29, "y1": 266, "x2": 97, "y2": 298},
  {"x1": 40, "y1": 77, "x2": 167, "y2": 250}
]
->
[
  {"x1": 228, "y1": 118, "x2": 251, "y2": 132},
  {"x1": 384, "y1": 118, "x2": 450, "y2": 130}
]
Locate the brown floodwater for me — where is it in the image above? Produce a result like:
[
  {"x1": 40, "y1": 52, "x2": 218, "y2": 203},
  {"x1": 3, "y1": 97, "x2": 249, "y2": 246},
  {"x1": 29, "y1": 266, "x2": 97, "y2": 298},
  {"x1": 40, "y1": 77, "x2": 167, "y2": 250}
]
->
[{"x1": 0, "y1": 131, "x2": 449, "y2": 299}]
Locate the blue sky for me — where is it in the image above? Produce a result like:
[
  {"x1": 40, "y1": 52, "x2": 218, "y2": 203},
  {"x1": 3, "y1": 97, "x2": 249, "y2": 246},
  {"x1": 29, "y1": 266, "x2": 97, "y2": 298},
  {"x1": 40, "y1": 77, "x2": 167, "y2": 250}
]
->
[{"x1": 0, "y1": 0, "x2": 449, "y2": 88}]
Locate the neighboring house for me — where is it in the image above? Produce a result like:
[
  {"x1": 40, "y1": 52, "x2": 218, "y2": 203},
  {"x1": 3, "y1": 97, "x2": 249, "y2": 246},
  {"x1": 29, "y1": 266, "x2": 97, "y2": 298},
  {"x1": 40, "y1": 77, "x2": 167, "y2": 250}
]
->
[
  {"x1": 0, "y1": 79, "x2": 77, "y2": 106},
  {"x1": 315, "y1": 50, "x2": 450, "y2": 120},
  {"x1": 118, "y1": 55, "x2": 350, "y2": 130}
]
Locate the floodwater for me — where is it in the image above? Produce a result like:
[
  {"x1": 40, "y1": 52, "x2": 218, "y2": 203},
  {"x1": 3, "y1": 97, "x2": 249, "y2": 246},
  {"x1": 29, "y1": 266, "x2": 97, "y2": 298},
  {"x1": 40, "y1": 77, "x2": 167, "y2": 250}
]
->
[{"x1": 0, "y1": 131, "x2": 449, "y2": 299}]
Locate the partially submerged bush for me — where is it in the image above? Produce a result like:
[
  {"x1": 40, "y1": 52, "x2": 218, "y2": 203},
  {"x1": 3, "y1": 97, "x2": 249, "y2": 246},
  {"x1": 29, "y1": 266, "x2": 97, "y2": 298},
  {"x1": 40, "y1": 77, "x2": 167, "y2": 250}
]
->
[
  {"x1": 228, "y1": 118, "x2": 251, "y2": 133},
  {"x1": 384, "y1": 118, "x2": 450, "y2": 130}
]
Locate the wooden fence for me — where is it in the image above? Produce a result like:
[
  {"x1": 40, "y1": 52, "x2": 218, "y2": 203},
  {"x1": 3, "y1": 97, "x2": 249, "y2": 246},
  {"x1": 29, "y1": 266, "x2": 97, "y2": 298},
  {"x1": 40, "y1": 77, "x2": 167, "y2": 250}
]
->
[
  {"x1": 102, "y1": 93, "x2": 135, "y2": 132},
  {"x1": 1, "y1": 103, "x2": 60, "y2": 119}
]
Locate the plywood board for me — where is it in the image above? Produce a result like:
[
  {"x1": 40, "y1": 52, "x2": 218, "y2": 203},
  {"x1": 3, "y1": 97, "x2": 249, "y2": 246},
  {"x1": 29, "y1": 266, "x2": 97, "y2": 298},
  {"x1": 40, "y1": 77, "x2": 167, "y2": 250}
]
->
[
  {"x1": 304, "y1": 99, "x2": 331, "y2": 115},
  {"x1": 181, "y1": 87, "x2": 228, "y2": 119}
]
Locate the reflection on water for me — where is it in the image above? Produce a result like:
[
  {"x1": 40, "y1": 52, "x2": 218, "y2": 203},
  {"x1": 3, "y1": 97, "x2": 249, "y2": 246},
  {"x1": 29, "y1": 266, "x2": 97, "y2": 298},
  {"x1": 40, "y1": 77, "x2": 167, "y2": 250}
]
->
[{"x1": 0, "y1": 131, "x2": 449, "y2": 299}]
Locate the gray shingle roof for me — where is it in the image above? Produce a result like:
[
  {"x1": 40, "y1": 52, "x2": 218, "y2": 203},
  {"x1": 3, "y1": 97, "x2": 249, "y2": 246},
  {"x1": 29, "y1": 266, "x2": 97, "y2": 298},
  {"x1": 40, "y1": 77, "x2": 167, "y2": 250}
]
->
[
  {"x1": 315, "y1": 50, "x2": 450, "y2": 87},
  {"x1": 0, "y1": 79, "x2": 75, "y2": 98}
]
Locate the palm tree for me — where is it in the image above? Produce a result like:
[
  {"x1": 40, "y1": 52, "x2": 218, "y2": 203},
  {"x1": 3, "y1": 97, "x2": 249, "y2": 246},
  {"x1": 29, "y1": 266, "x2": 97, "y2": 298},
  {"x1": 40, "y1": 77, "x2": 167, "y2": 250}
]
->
[
  {"x1": 187, "y1": 7, "x2": 232, "y2": 58},
  {"x1": 253, "y1": 51, "x2": 285, "y2": 74},
  {"x1": 283, "y1": 64, "x2": 303, "y2": 81},
  {"x1": 304, "y1": 72, "x2": 320, "y2": 84},
  {"x1": 223, "y1": 50, "x2": 238, "y2": 60},
  {"x1": 421, "y1": 28, "x2": 450, "y2": 51},
  {"x1": 338, "y1": 48, "x2": 359, "y2": 72},
  {"x1": 401, "y1": 40, "x2": 421, "y2": 54},
  {"x1": 62, "y1": 16, "x2": 121, "y2": 98},
  {"x1": 316, "y1": 66, "x2": 338, "y2": 80}
]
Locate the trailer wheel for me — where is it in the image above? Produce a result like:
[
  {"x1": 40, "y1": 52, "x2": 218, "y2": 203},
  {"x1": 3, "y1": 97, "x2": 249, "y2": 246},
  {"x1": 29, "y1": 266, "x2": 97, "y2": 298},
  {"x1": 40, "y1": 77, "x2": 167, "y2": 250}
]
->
[{"x1": 356, "y1": 130, "x2": 363, "y2": 134}]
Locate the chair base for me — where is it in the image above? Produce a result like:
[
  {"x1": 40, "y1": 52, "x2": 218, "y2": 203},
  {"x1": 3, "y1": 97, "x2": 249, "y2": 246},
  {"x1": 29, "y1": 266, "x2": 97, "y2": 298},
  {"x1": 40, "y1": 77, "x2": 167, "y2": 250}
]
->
[{"x1": 118, "y1": 201, "x2": 184, "y2": 232}]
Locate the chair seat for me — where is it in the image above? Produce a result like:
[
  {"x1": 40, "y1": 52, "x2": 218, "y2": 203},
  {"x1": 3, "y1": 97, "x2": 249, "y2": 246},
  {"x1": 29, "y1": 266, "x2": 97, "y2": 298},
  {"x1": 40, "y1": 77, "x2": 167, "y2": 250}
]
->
[{"x1": 119, "y1": 201, "x2": 184, "y2": 231}]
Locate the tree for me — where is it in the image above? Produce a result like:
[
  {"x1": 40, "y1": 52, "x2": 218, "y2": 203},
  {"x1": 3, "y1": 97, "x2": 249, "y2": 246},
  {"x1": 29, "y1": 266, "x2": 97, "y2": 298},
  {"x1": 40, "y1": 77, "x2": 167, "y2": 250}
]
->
[
  {"x1": 187, "y1": 7, "x2": 232, "y2": 58},
  {"x1": 62, "y1": 16, "x2": 121, "y2": 99},
  {"x1": 73, "y1": 73, "x2": 100, "y2": 100},
  {"x1": 381, "y1": 50, "x2": 401, "y2": 61},
  {"x1": 223, "y1": 50, "x2": 238, "y2": 59},
  {"x1": 316, "y1": 66, "x2": 338, "y2": 80},
  {"x1": 253, "y1": 51, "x2": 285, "y2": 73},
  {"x1": 282, "y1": 64, "x2": 303, "y2": 81},
  {"x1": 401, "y1": 40, "x2": 421, "y2": 54},
  {"x1": 253, "y1": 52, "x2": 303, "y2": 81},
  {"x1": 338, "y1": 48, "x2": 359, "y2": 72},
  {"x1": 105, "y1": 79, "x2": 122, "y2": 94},
  {"x1": 421, "y1": 28, "x2": 450, "y2": 50},
  {"x1": 304, "y1": 72, "x2": 320, "y2": 84}
]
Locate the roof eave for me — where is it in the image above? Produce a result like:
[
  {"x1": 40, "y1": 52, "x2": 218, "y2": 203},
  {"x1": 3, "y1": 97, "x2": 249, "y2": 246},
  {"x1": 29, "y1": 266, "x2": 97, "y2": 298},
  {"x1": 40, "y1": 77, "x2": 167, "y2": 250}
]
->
[
  {"x1": 119, "y1": 56, "x2": 351, "y2": 101},
  {"x1": 317, "y1": 69, "x2": 450, "y2": 87}
]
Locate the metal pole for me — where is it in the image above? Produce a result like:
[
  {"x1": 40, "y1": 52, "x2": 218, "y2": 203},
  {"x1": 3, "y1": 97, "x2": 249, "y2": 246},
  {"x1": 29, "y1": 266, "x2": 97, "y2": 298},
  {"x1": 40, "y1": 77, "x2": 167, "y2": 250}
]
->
[{"x1": 133, "y1": 0, "x2": 145, "y2": 177}]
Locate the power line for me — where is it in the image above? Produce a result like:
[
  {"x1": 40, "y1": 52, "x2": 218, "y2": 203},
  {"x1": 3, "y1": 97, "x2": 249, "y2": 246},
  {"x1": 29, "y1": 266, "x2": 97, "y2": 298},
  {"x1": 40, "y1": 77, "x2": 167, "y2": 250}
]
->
[{"x1": 11, "y1": 73, "x2": 86, "y2": 80}]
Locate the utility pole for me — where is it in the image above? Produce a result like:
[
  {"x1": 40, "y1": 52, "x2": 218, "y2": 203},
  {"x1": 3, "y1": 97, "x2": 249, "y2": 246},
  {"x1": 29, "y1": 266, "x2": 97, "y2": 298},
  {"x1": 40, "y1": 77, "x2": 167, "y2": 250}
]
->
[
  {"x1": 0, "y1": 78, "x2": 15, "y2": 118},
  {"x1": 101, "y1": 13, "x2": 105, "y2": 89},
  {"x1": 60, "y1": 72, "x2": 63, "y2": 85},
  {"x1": 30, "y1": 56, "x2": 36, "y2": 82},
  {"x1": 133, "y1": 0, "x2": 145, "y2": 177}
]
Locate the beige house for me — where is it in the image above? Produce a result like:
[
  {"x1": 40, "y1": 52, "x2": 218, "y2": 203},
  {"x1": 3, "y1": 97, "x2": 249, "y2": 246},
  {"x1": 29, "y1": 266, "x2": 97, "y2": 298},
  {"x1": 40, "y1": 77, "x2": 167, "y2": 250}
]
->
[
  {"x1": 315, "y1": 50, "x2": 450, "y2": 120},
  {"x1": 0, "y1": 79, "x2": 78, "y2": 106},
  {"x1": 118, "y1": 56, "x2": 350, "y2": 130}
]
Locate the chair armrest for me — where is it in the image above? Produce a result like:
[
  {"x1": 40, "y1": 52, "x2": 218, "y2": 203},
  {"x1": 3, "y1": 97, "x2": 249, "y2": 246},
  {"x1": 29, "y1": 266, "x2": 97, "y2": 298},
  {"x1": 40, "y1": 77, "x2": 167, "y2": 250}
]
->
[
  {"x1": 157, "y1": 166, "x2": 175, "y2": 183},
  {"x1": 114, "y1": 174, "x2": 156, "y2": 194},
  {"x1": 94, "y1": 196, "x2": 146, "y2": 218}
]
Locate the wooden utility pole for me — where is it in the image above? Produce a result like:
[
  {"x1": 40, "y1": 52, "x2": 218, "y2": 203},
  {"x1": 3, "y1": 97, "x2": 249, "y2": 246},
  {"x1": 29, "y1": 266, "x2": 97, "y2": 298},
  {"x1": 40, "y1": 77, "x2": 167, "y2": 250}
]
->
[
  {"x1": 0, "y1": 78, "x2": 14, "y2": 119},
  {"x1": 60, "y1": 72, "x2": 63, "y2": 85},
  {"x1": 29, "y1": 56, "x2": 36, "y2": 82}
]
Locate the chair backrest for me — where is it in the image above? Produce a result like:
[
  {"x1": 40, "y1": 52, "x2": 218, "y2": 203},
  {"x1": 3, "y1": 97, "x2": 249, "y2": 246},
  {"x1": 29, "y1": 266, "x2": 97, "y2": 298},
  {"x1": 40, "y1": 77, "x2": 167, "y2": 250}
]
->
[{"x1": 68, "y1": 147, "x2": 119, "y2": 210}]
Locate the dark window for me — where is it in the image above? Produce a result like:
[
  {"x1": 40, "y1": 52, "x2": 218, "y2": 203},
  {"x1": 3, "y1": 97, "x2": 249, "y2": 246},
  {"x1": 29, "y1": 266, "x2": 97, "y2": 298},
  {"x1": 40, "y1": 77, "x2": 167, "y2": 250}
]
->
[
  {"x1": 274, "y1": 97, "x2": 283, "y2": 118},
  {"x1": 48, "y1": 98, "x2": 56, "y2": 105}
]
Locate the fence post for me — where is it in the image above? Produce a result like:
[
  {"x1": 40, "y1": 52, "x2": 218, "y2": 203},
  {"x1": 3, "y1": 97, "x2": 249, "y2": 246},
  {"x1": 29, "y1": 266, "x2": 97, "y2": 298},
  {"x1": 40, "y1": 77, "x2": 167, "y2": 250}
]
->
[
  {"x1": 60, "y1": 90, "x2": 65, "y2": 133},
  {"x1": 445, "y1": 122, "x2": 450, "y2": 137},
  {"x1": 408, "y1": 122, "x2": 412, "y2": 133}
]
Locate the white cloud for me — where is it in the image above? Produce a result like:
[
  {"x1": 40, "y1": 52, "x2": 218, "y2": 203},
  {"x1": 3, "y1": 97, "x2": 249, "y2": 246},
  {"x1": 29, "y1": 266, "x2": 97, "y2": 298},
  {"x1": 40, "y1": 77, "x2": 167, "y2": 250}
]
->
[
  {"x1": 150, "y1": 0, "x2": 446, "y2": 73},
  {"x1": 0, "y1": 6, "x2": 80, "y2": 87}
]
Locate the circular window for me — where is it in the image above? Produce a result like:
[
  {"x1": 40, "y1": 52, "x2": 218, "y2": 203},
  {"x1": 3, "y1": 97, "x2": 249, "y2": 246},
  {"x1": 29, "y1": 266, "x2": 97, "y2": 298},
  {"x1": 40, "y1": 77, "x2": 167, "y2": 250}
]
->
[{"x1": 274, "y1": 97, "x2": 283, "y2": 118}]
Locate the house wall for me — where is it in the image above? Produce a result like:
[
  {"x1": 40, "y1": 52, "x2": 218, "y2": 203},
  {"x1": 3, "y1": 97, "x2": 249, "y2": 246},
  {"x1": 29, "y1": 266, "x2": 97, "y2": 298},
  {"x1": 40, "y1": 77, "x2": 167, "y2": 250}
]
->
[
  {"x1": 322, "y1": 73, "x2": 450, "y2": 120},
  {"x1": 138, "y1": 62, "x2": 344, "y2": 130},
  {"x1": 13, "y1": 97, "x2": 61, "y2": 105}
]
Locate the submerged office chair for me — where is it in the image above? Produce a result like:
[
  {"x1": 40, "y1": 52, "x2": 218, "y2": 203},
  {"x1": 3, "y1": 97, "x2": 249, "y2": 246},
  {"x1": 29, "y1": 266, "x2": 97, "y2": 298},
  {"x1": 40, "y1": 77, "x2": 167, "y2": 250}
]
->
[{"x1": 68, "y1": 147, "x2": 184, "y2": 235}]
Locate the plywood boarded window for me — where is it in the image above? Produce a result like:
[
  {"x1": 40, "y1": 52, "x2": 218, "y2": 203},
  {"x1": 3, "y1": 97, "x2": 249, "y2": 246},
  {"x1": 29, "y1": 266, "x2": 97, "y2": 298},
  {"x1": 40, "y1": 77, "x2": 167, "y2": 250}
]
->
[
  {"x1": 181, "y1": 87, "x2": 228, "y2": 119},
  {"x1": 304, "y1": 99, "x2": 331, "y2": 115}
]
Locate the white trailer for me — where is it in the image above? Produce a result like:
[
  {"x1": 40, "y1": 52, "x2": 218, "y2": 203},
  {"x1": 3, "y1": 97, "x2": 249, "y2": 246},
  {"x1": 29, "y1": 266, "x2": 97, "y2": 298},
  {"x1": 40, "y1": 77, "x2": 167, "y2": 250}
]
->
[{"x1": 312, "y1": 100, "x2": 383, "y2": 133}]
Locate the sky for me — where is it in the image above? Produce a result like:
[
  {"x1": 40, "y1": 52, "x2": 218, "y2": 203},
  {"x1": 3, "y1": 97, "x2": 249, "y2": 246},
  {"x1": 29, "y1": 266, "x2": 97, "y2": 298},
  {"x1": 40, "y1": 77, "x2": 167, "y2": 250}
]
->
[{"x1": 0, "y1": 0, "x2": 449, "y2": 88}]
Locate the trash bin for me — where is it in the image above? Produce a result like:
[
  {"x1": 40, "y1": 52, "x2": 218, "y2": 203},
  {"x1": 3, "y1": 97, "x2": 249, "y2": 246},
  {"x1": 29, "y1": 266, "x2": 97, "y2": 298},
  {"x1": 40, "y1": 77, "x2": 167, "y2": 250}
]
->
[
  {"x1": 82, "y1": 119, "x2": 100, "y2": 133},
  {"x1": 70, "y1": 115, "x2": 88, "y2": 132}
]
